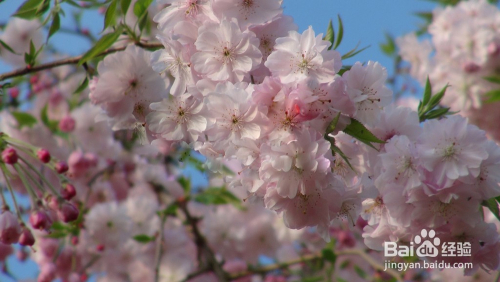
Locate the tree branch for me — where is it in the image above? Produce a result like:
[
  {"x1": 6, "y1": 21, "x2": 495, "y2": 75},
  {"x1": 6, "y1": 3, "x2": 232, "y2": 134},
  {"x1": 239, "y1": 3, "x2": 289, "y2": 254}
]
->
[
  {"x1": 0, "y1": 42, "x2": 163, "y2": 82},
  {"x1": 178, "y1": 199, "x2": 229, "y2": 282},
  {"x1": 227, "y1": 249, "x2": 404, "y2": 282}
]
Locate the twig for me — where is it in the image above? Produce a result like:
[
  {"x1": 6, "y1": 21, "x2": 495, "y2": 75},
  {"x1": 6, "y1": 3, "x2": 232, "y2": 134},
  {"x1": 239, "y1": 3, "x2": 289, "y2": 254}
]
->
[
  {"x1": 178, "y1": 200, "x2": 229, "y2": 282},
  {"x1": 154, "y1": 213, "x2": 167, "y2": 282},
  {"x1": 227, "y1": 249, "x2": 403, "y2": 282},
  {"x1": 0, "y1": 42, "x2": 162, "y2": 82}
]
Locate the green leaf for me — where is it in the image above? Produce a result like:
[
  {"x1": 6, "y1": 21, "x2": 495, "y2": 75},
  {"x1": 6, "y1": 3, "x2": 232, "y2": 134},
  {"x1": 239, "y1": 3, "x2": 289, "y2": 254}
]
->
[
  {"x1": 13, "y1": 0, "x2": 45, "y2": 19},
  {"x1": 47, "y1": 12, "x2": 61, "y2": 40},
  {"x1": 354, "y1": 265, "x2": 367, "y2": 279},
  {"x1": 78, "y1": 28, "x2": 122, "y2": 66},
  {"x1": 427, "y1": 84, "x2": 449, "y2": 109},
  {"x1": 325, "y1": 112, "x2": 341, "y2": 135},
  {"x1": 485, "y1": 89, "x2": 500, "y2": 103},
  {"x1": 342, "y1": 118, "x2": 385, "y2": 150},
  {"x1": 45, "y1": 231, "x2": 67, "y2": 239},
  {"x1": 302, "y1": 277, "x2": 323, "y2": 282},
  {"x1": 121, "y1": 0, "x2": 132, "y2": 15},
  {"x1": 337, "y1": 65, "x2": 351, "y2": 76},
  {"x1": 137, "y1": 11, "x2": 149, "y2": 32},
  {"x1": 133, "y1": 0, "x2": 153, "y2": 18},
  {"x1": 380, "y1": 33, "x2": 396, "y2": 56},
  {"x1": 0, "y1": 40, "x2": 17, "y2": 54},
  {"x1": 422, "y1": 77, "x2": 432, "y2": 106},
  {"x1": 484, "y1": 76, "x2": 500, "y2": 84},
  {"x1": 11, "y1": 112, "x2": 37, "y2": 129},
  {"x1": 482, "y1": 199, "x2": 500, "y2": 221},
  {"x1": 40, "y1": 104, "x2": 59, "y2": 132},
  {"x1": 342, "y1": 44, "x2": 370, "y2": 60},
  {"x1": 73, "y1": 77, "x2": 89, "y2": 94},
  {"x1": 321, "y1": 249, "x2": 337, "y2": 264},
  {"x1": 333, "y1": 15, "x2": 343, "y2": 50},
  {"x1": 133, "y1": 234, "x2": 155, "y2": 243},
  {"x1": 159, "y1": 202, "x2": 178, "y2": 217},
  {"x1": 423, "y1": 108, "x2": 450, "y2": 120},
  {"x1": 324, "y1": 19, "x2": 335, "y2": 50},
  {"x1": 331, "y1": 143, "x2": 354, "y2": 171},
  {"x1": 177, "y1": 176, "x2": 191, "y2": 192},
  {"x1": 414, "y1": 12, "x2": 433, "y2": 23},
  {"x1": 104, "y1": 0, "x2": 118, "y2": 31},
  {"x1": 194, "y1": 187, "x2": 242, "y2": 208}
]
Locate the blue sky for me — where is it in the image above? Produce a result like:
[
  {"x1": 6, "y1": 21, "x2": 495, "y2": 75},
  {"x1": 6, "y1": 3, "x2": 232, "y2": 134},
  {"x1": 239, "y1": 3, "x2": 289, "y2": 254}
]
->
[{"x1": 0, "y1": 0, "x2": 437, "y2": 280}]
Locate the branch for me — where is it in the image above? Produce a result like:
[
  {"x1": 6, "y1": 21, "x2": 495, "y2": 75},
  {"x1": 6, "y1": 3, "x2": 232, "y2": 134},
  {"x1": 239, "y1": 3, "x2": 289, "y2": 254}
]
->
[
  {"x1": 0, "y1": 42, "x2": 163, "y2": 82},
  {"x1": 228, "y1": 249, "x2": 404, "y2": 282},
  {"x1": 178, "y1": 199, "x2": 229, "y2": 282}
]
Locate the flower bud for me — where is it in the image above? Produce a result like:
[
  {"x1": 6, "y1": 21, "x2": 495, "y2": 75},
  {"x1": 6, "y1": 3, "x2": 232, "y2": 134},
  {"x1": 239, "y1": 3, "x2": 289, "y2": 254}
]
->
[
  {"x1": 29, "y1": 210, "x2": 52, "y2": 230},
  {"x1": 37, "y1": 149, "x2": 51, "y2": 163},
  {"x1": 61, "y1": 184, "x2": 77, "y2": 201},
  {"x1": 8, "y1": 87, "x2": 19, "y2": 99},
  {"x1": 18, "y1": 227, "x2": 35, "y2": 246},
  {"x1": 58, "y1": 115, "x2": 76, "y2": 133},
  {"x1": 71, "y1": 236, "x2": 78, "y2": 246},
  {"x1": 0, "y1": 211, "x2": 21, "y2": 244},
  {"x1": 462, "y1": 61, "x2": 480, "y2": 73},
  {"x1": 96, "y1": 244, "x2": 105, "y2": 252},
  {"x1": 2, "y1": 148, "x2": 18, "y2": 165},
  {"x1": 58, "y1": 203, "x2": 79, "y2": 223},
  {"x1": 55, "y1": 161, "x2": 68, "y2": 174},
  {"x1": 16, "y1": 249, "x2": 28, "y2": 261}
]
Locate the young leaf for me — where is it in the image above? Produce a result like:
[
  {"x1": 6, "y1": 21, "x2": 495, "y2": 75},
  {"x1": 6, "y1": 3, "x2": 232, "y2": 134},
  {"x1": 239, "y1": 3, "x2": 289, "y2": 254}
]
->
[
  {"x1": 422, "y1": 77, "x2": 432, "y2": 106},
  {"x1": 11, "y1": 112, "x2": 37, "y2": 129},
  {"x1": 321, "y1": 249, "x2": 337, "y2": 264},
  {"x1": 13, "y1": 0, "x2": 45, "y2": 19},
  {"x1": 342, "y1": 118, "x2": 385, "y2": 150},
  {"x1": 47, "y1": 12, "x2": 61, "y2": 40},
  {"x1": 485, "y1": 89, "x2": 500, "y2": 103},
  {"x1": 133, "y1": 0, "x2": 153, "y2": 18},
  {"x1": 78, "y1": 28, "x2": 122, "y2": 66},
  {"x1": 194, "y1": 187, "x2": 242, "y2": 209},
  {"x1": 333, "y1": 15, "x2": 343, "y2": 50},
  {"x1": 341, "y1": 44, "x2": 370, "y2": 60},
  {"x1": 325, "y1": 112, "x2": 341, "y2": 135},
  {"x1": 482, "y1": 199, "x2": 500, "y2": 221},
  {"x1": 380, "y1": 33, "x2": 396, "y2": 56},
  {"x1": 103, "y1": 0, "x2": 118, "y2": 31},
  {"x1": 132, "y1": 234, "x2": 155, "y2": 243},
  {"x1": 121, "y1": 0, "x2": 132, "y2": 15},
  {"x1": 0, "y1": 40, "x2": 17, "y2": 54},
  {"x1": 324, "y1": 19, "x2": 335, "y2": 50},
  {"x1": 73, "y1": 77, "x2": 89, "y2": 94},
  {"x1": 484, "y1": 76, "x2": 500, "y2": 84}
]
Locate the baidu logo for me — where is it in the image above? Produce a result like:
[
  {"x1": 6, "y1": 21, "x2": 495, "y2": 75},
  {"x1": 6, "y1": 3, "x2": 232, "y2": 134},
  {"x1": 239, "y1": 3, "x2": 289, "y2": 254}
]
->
[
  {"x1": 384, "y1": 229, "x2": 471, "y2": 258},
  {"x1": 414, "y1": 229, "x2": 440, "y2": 257}
]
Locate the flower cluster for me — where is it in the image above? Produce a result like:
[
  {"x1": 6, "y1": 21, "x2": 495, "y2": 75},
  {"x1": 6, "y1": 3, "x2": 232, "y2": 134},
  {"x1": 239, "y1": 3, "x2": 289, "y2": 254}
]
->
[{"x1": 397, "y1": 0, "x2": 500, "y2": 140}]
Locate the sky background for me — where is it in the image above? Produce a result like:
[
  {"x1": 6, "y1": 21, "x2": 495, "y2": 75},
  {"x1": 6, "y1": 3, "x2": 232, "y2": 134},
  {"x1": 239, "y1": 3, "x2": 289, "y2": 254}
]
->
[{"x1": 0, "y1": 0, "x2": 437, "y2": 280}]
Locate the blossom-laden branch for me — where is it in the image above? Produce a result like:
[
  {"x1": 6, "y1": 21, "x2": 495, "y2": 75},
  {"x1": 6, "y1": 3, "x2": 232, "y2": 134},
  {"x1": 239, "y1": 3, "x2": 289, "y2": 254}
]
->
[{"x1": 0, "y1": 42, "x2": 162, "y2": 82}]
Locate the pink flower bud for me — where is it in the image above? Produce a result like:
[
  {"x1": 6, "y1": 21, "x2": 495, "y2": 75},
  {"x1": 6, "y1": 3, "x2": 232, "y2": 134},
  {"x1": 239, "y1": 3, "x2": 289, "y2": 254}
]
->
[
  {"x1": 58, "y1": 115, "x2": 76, "y2": 133},
  {"x1": 29, "y1": 75, "x2": 39, "y2": 85},
  {"x1": 462, "y1": 62, "x2": 480, "y2": 73},
  {"x1": 61, "y1": 184, "x2": 77, "y2": 201},
  {"x1": 58, "y1": 203, "x2": 79, "y2": 223},
  {"x1": 29, "y1": 210, "x2": 52, "y2": 230},
  {"x1": 8, "y1": 87, "x2": 19, "y2": 99},
  {"x1": 0, "y1": 211, "x2": 21, "y2": 245},
  {"x1": 96, "y1": 244, "x2": 105, "y2": 252},
  {"x1": 18, "y1": 227, "x2": 35, "y2": 246},
  {"x1": 2, "y1": 148, "x2": 18, "y2": 165},
  {"x1": 55, "y1": 161, "x2": 68, "y2": 174},
  {"x1": 37, "y1": 149, "x2": 51, "y2": 163}
]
